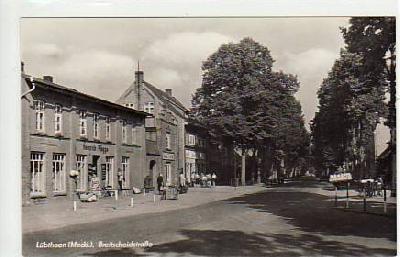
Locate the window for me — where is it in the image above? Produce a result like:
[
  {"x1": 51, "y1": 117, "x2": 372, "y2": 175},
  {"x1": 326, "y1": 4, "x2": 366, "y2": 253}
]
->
[
  {"x1": 188, "y1": 134, "x2": 196, "y2": 146},
  {"x1": 105, "y1": 117, "x2": 111, "y2": 141},
  {"x1": 144, "y1": 101, "x2": 154, "y2": 114},
  {"x1": 132, "y1": 124, "x2": 137, "y2": 145},
  {"x1": 106, "y1": 156, "x2": 114, "y2": 187},
  {"x1": 76, "y1": 155, "x2": 87, "y2": 191},
  {"x1": 121, "y1": 157, "x2": 129, "y2": 188},
  {"x1": 54, "y1": 104, "x2": 62, "y2": 135},
  {"x1": 30, "y1": 152, "x2": 45, "y2": 194},
  {"x1": 166, "y1": 132, "x2": 171, "y2": 149},
  {"x1": 34, "y1": 100, "x2": 45, "y2": 132},
  {"x1": 125, "y1": 103, "x2": 134, "y2": 109},
  {"x1": 165, "y1": 163, "x2": 172, "y2": 186},
  {"x1": 93, "y1": 113, "x2": 99, "y2": 140},
  {"x1": 122, "y1": 120, "x2": 127, "y2": 144},
  {"x1": 79, "y1": 110, "x2": 87, "y2": 137},
  {"x1": 52, "y1": 154, "x2": 66, "y2": 193},
  {"x1": 146, "y1": 131, "x2": 156, "y2": 141}
]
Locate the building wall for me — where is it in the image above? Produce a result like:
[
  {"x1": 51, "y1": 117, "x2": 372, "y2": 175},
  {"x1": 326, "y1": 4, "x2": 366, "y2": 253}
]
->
[
  {"x1": 184, "y1": 125, "x2": 208, "y2": 183},
  {"x1": 21, "y1": 77, "x2": 146, "y2": 204},
  {"x1": 117, "y1": 72, "x2": 187, "y2": 187}
]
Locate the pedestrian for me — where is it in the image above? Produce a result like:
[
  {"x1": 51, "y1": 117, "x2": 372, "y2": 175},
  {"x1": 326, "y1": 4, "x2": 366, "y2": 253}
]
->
[
  {"x1": 211, "y1": 172, "x2": 217, "y2": 187},
  {"x1": 157, "y1": 173, "x2": 164, "y2": 194},
  {"x1": 117, "y1": 169, "x2": 123, "y2": 192},
  {"x1": 190, "y1": 172, "x2": 195, "y2": 187},
  {"x1": 179, "y1": 172, "x2": 186, "y2": 187},
  {"x1": 195, "y1": 173, "x2": 200, "y2": 187}
]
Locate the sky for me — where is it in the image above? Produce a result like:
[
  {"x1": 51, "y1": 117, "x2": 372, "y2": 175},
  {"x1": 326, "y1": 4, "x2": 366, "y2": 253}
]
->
[{"x1": 20, "y1": 17, "x2": 390, "y2": 153}]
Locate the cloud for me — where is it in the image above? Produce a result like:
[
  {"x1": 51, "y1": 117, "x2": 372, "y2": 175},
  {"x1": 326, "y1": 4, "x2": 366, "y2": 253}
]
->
[
  {"x1": 274, "y1": 48, "x2": 339, "y2": 127},
  {"x1": 30, "y1": 43, "x2": 63, "y2": 57},
  {"x1": 141, "y1": 32, "x2": 234, "y2": 105},
  {"x1": 143, "y1": 32, "x2": 234, "y2": 68},
  {"x1": 25, "y1": 50, "x2": 135, "y2": 101}
]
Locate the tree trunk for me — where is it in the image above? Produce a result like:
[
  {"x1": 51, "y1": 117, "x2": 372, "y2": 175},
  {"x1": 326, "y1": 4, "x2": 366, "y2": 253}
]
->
[
  {"x1": 257, "y1": 154, "x2": 262, "y2": 184},
  {"x1": 241, "y1": 149, "x2": 246, "y2": 186}
]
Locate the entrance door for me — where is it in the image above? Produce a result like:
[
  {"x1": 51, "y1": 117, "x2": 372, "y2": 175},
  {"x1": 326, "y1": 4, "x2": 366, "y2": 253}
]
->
[{"x1": 149, "y1": 160, "x2": 156, "y2": 187}]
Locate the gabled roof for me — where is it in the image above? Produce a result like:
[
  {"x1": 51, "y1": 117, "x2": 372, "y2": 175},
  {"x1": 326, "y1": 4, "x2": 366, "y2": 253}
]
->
[
  {"x1": 24, "y1": 76, "x2": 149, "y2": 117},
  {"x1": 143, "y1": 81, "x2": 188, "y2": 113}
]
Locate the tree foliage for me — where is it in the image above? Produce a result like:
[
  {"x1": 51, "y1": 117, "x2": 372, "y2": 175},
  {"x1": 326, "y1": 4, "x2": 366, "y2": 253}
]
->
[{"x1": 192, "y1": 37, "x2": 309, "y2": 179}]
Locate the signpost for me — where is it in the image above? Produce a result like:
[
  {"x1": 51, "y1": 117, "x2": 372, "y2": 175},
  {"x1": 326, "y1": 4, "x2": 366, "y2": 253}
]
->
[{"x1": 329, "y1": 173, "x2": 352, "y2": 208}]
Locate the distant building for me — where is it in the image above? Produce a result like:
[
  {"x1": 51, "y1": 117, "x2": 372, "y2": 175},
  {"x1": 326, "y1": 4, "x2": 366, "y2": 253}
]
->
[
  {"x1": 21, "y1": 73, "x2": 147, "y2": 204},
  {"x1": 117, "y1": 70, "x2": 188, "y2": 187},
  {"x1": 184, "y1": 121, "x2": 208, "y2": 182}
]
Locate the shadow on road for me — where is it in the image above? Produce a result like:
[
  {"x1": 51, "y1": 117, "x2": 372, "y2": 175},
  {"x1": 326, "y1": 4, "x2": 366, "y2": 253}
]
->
[
  {"x1": 225, "y1": 190, "x2": 396, "y2": 242},
  {"x1": 84, "y1": 230, "x2": 396, "y2": 257}
]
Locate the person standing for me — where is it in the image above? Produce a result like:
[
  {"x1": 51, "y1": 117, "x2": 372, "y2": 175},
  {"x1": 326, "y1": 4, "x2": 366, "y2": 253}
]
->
[
  {"x1": 179, "y1": 172, "x2": 186, "y2": 187},
  {"x1": 211, "y1": 172, "x2": 217, "y2": 187},
  {"x1": 157, "y1": 173, "x2": 164, "y2": 194}
]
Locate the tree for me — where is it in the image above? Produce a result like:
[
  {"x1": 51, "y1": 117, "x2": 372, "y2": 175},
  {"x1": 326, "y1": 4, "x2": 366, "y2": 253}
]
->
[
  {"x1": 342, "y1": 17, "x2": 396, "y2": 191},
  {"x1": 192, "y1": 37, "x2": 309, "y2": 185},
  {"x1": 311, "y1": 49, "x2": 385, "y2": 178}
]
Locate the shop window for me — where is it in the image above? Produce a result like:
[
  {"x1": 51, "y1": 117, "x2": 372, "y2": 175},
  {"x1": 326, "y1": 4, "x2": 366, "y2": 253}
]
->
[
  {"x1": 121, "y1": 156, "x2": 129, "y2": 188},
  {"x1": 93, "y1": 113, "x2": 99, "y2": 140},
  {"x1": 106, "y1": 156, "x2": 114, "y2": 188},
  {"x1": 54, "y1": 104, "x2": 62, "y2": 135},
  {"x1": 79, "y1": 110, "x2": 87, "y2": 137},
  {"x1": 33, "y1": 100, "x2": 45, "y2": 133},
  {"x1": 52, "y1": 154, "x2": 66, "y2": 193},
  {"x1": 105, "y1": 117, "x2": 111, "y2": 141},
  {"x1": 76, "y1": 155, "x2": 87, "y2": 191},
  {"x1": 30, "y1": 152, "x2": 45, "y2": 195}
]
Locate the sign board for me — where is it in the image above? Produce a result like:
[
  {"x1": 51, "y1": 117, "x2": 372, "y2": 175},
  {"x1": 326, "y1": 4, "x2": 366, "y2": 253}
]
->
[
  {"x1": 163, "y1": 152, "x2": 175, "y2": 160},
  {"x1": 329, "y1": 173, "x2": 352, "y2": 183},
  {"x1": 83, "y1": 143, "x2": 109, "y2": 154}
]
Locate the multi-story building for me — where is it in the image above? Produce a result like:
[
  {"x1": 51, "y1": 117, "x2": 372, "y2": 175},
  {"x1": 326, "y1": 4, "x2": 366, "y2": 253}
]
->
[
  {"x1": 117, "y1": 70, "x2": 188, "y2": 187},
  {"x1": 21, "y1": 72, "x2": 147, "y2": 204},
  {"x1": 184, "y1": 121, "x2": 208, "y2": 182}
]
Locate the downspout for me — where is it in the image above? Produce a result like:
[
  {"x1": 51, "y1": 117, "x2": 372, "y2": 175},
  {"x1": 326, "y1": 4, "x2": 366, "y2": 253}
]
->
[{"x1": 21, "y1": 77, "x2": 35, "y2": 98}]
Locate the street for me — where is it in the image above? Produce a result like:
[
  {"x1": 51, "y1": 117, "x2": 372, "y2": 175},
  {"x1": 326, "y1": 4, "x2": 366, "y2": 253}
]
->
[{"x1": 23, "y1": 179, "x2": 396, "y2": 257}]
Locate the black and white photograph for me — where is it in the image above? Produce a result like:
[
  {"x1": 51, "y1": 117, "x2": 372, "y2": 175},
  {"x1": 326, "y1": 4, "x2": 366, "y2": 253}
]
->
[{"x1": 12, "y1": 14, "x2": 400, "y2": 257}]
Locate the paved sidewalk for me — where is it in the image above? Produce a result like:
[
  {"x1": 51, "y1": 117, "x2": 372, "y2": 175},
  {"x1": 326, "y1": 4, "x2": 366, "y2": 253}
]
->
[
  {"x1": 269, "y1": 179, "x2": 397, "y2": 204},
  {"x1": 23, "y1": 186, "x2": 266, "y2": 234}
]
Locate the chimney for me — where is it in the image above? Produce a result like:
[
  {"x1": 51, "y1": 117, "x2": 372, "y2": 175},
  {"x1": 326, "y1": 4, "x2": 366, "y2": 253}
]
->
[
  {"x1": 43, "y1": 76, "x2": 53, "y2": 83},
  {"x1": 135, "y1": 71, "x2": 144, "y2": 85},
  {"x1": 135, "y1": 70, "x2": 144, "y2": 110},
  {"x1": 165, "y1": 89, "x2": 172, "y2": 96}
]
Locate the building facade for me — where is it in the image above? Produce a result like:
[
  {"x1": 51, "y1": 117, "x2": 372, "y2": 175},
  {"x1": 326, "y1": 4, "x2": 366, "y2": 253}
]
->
[
  {"x1": 21, "y1": 74, "x2": 147, "y2": 204},
  {"x1": 117, "y1": 71, "x2": 188, "y2": 187},
  {"x1": 184, "y1": 121, "x2": 208, "y2": 182}
]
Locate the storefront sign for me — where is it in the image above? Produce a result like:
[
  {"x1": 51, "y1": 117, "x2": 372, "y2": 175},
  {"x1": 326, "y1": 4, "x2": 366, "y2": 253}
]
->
[
  {"x1": 163, "y1": 152, "x2": 175, "y2": 160},
  {"x1": 83, "y1": 143, "x2": 109, "y2": 154}
]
